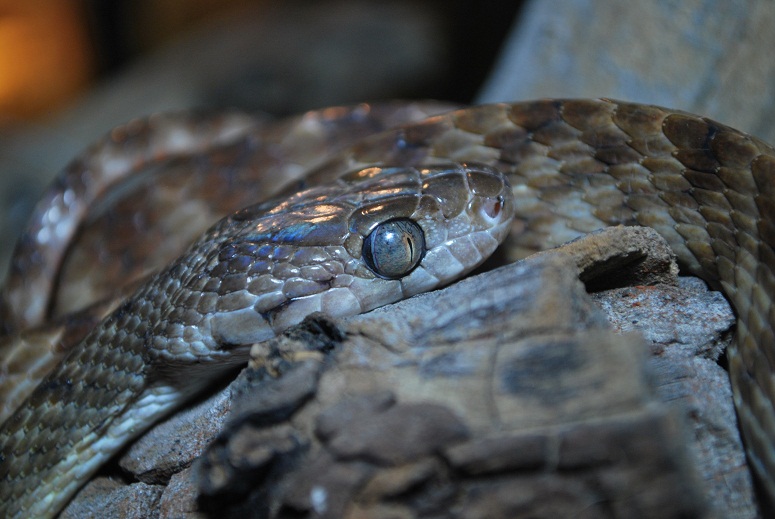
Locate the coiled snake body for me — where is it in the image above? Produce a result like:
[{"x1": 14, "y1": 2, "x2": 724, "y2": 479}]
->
[{"x1": 1, "y1": 99, "x2": 774, "y2": 516}]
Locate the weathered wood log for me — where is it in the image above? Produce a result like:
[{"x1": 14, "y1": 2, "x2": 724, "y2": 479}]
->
[{"x1": 60, "y1": 227, "x2": 752, "y2": 518}]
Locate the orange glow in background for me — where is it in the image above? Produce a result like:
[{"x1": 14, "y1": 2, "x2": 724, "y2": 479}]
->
[{"x1": 0, "y1": 1, "x2": 94, "y2": 123}]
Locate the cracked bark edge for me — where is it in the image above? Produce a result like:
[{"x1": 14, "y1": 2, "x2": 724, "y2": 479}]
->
[{"x1": 194, "y1": 226, "x2": 709, "y2": 518}]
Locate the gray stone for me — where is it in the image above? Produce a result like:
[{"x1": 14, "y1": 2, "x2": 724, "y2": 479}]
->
[
  {"x1": 120, "y1": 386, "x2": 232, "y2": 483},
  {"x1": 60, "y1": 477, "x2": 163, "y2": 519}
]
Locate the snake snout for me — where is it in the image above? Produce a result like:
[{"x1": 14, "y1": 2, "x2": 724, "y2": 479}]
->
[
  {"x1": 462, "y1": 162, "x2": 514, "y2": 232},
  {"x1": 369, "y1": 162, "x2": 515, "y2": 297}
]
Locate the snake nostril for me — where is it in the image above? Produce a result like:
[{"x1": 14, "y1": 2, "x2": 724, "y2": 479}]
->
[{"x1": 481, "y1": 195, "x2": 504, "y2": 219}]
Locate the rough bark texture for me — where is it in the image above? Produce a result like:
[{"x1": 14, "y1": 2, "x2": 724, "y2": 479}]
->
[{"x1": 60, "y1": 227, "x2": 755, "y2": 518}]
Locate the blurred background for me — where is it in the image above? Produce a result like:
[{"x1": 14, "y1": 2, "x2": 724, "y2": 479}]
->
[
  {"x1": 0, "y1": 0, "x2": 523, "y2": 275},
  {"x1": 1, "y1": 0, "x2": 774, "y2": 279},
  {"x1": 0, "y1": 0, "x2": 523, "y2": 123}
]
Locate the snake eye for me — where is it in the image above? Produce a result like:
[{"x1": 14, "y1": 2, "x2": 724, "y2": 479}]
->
[{"x1": 362, "y1": 218, "x2": 425, "y2": 279}]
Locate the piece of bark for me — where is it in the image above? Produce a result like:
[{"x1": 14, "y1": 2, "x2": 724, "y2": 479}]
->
[
  {"x1": 531, "y1": 225, "x2": 678, "y2": 291},
  {"x1": 192, "y1": 228, "x2": 713, "y2": 518},
  {"x1": 60, "y1": 477, "x2": 163, "y2": 519},
  {"x1": 120, "y1": 386, "x2": 233, "y2": 484},
  {"x1": 591, "y1": 279, "x2": 753, "y2": 517},
  {"x1": 68, "y1": 227, "x2": 753, "y2": 517}
]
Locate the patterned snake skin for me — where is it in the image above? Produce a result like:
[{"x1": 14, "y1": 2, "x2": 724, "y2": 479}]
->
[{"x1": 1, "y1": 99, "x2": 774, "y2": 516}]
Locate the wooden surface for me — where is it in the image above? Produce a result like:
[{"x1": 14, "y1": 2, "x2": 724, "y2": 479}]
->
[{"x1": 59, "y1": 228, "x2": 753, "y2": 518}]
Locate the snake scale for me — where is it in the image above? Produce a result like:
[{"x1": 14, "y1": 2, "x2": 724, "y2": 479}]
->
[{"x1": 1, "y1": 99, "x2": 774, "y2": 517}]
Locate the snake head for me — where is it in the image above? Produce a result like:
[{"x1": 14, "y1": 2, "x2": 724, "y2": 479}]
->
[{"x1": 177, "y1": 163, "x2": 514, "y2": 348}]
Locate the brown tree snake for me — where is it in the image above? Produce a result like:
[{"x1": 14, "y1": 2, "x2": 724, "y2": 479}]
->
[{"x1": 0, "y1": 99, "x2": 773, "y2": 517}]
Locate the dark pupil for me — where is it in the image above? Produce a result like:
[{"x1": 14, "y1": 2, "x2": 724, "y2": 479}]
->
[{"x1": 362, "y1": 219, "x2": 425, "y2": 279}]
